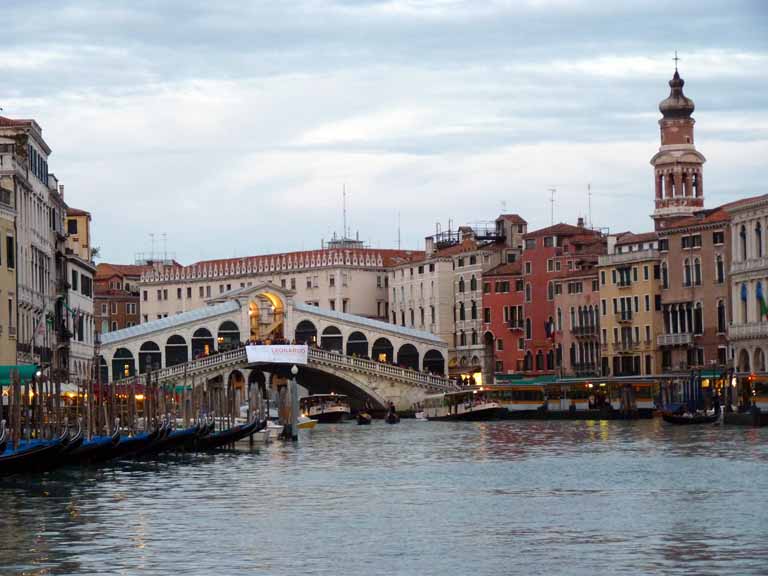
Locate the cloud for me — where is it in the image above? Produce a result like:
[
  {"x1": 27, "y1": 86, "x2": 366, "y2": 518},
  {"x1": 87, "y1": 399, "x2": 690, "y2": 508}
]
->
[{"x1": 2, "y1": 0, "x2": 766, "y2": 262}]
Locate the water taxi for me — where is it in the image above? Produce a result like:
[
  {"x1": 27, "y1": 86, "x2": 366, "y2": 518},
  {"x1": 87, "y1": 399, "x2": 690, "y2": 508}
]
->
[
  {"x1": 482, "y1": 384, "x2": 546, "y2": 416},
  {"x1": 299, "y1": 394, "x2": 351, "y2": 423},
  {"x1": 421, "y1": 389, "x2": 506, "y2": 421}
]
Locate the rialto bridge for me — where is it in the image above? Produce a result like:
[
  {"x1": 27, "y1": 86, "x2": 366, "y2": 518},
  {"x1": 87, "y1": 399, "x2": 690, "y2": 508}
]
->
[{"x1": 99, "y1": 284, "x2": 456, "y2": 410}]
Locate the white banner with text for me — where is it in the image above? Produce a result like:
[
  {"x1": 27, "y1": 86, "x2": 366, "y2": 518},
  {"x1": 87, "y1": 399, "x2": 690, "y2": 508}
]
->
[{"x1": 246, "y1": 345, "x2": 308, "y2": 365}]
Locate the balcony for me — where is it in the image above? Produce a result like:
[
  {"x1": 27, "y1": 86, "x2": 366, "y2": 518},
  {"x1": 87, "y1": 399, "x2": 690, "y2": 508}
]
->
[
  {"x1": 729, "y1": 322, "x2": 768, "y2": 341},
  {"x1": 573, "y1": 362, "x2": 598, "y2": 375},
  {"x1": 508, "y1": 321, "x2": 524, "y2": 331},
  {"x1": 599, "y1": 249, "x2": 659, "y2": 267},
  {"x1": 572, "y1": 325, "x2": 597, "y2": 337},
  {"x1": 614, "y1": 340, "x2": 639, "y2": 353},
  {"x1": 731, "y1": 256, "x2": 768, "y2": 275},
  {"x1": 615, "y1": 312, "x2": 633, "y2": 323},
  {"x1": 617, "y1": 281, "x2": 633, "y2": 289},
  {"x1": 8, "y1": 325, "x2": 16, "y2": 338},
  {"x1": 657, "y1": 333, "x2": 693, "y2": 347}
]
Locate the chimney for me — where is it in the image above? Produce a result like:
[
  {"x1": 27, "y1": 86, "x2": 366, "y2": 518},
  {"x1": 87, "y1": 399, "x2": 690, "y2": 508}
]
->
[
  {"x1": 577, "y1": 217, "x2": 584, "y2": 228},
  {"x1": 59, "y1": 184, "x2": 64, "y2": 199},
  {"x1": 425, "y1": 236, "x2": 435, "y2": 256}
]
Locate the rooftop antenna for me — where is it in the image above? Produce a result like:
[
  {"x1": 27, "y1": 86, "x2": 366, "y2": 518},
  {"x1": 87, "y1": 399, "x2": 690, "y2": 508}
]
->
[
  {"x1": 587, "y1": 183, "x2": 593, "y2": 229},
  {"x1": 397, "y1": 211, "x2": 401, "y2": 250},
  {"x1": 500, "y1": 200, "x2": 507, "y2": 213},
  {"x1": 162, "y1": 232, "x2": 167, "y2": 262},
  {"x1": 342, "y1": 184, "x2": 348, "y2": 239},
  {"x1": 149, "y1": 233, "x2": 155, "y2": 262},
  {"x1": 547, "y1": 188, "x2": 557, "y2": 225}
]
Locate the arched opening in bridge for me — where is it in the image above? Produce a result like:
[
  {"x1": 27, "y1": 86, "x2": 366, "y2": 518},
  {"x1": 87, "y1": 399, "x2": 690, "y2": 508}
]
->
[
  {"x1": 321, "y1": 326, "x2": 343, "y2": 352},
  {"x1": 166, "y1": 334, "x2": 188, "y2": 367},
  {"x1": 738, "y1": 349, "x2": 750, "y2": 372},
  {"x1": 423, "y1": 349, "x2": 445, "y2": 375},
  {"x1": 295, "y1": 320, "x2": 318, "y2": 345},
  {"x1": 112, "y1": 348, "x2": 135, "y2": 380},
  {"x1": 346, "y1": 331, "x2": 368, "y2": 358},
  {"x1": 139, "y1": 341, "x2": 162, "y2": 374},
  {"x1": 248, "y1": 369, "x2": 266, "y2": 394},
  {"x1": 398, "y1": 344, "x2": 419, "y2": 370},
  {"x1": 217, "y1": 320, "x2": 240, "y2": 351},
  {"x1": 192, "y1": 328, "x2": 215, "y2": 359},
  {"x1": 755, "y1": 348, "x2": 766, "y2": 372},
  {"x1": 372, "y1": 337, "x2": 394, "y2": 363},
  {"x1": 228, "y1": 370, "x2": 247, "y2": 410},
  {"x1": 99, "y1": 355, "x2": 108, "y2": 384}
]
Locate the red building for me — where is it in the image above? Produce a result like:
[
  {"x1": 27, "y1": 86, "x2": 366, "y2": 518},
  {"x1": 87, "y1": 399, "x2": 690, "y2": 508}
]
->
[
  {"x1": 481, "y1": 262, "x2": 524, "y2": 374},
  {"x1": 95, "y1": 263, "x2": 151, "y2": 336},
  {"x1": 520, "y1": 221, "x2": 604, "y2": 374}
]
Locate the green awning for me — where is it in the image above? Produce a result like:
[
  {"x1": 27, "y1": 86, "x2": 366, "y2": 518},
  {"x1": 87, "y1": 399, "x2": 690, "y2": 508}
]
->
[{"x1": 0, "y1": 365, "x2": 39, "y2": 386}]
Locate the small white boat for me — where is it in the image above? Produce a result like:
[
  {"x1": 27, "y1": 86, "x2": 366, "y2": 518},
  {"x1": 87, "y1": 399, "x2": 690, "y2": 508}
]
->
[{"x1": 249, "y1": 420, "x2": 284, "y2": 443}]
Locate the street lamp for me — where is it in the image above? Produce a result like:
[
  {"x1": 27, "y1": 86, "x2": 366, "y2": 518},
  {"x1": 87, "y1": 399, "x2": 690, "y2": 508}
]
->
[{"x1": 291, "y1": 365, "x2": 298, "y2": 377}]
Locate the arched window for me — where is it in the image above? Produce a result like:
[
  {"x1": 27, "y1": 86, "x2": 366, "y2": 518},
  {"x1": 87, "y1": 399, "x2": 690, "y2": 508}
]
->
[
  {"x1": 683, "y1": 258, "x2": 691, "y2": 287},
  {"x1": 741, "y1": 283, "x2": 749, "y2": 322},
  {"x1": 460, "y1": 330, "x2": 467, "y2": 346},
  {"x1": 694, "y1": 302, "x2": 703, "y2": 334},
  {"x1": 458, "y1": 277, "x2": 465, "y2": 293},
  {"x1": 570, "y1": 307, "x2": 575, "y2": 329},
  {"x1": 471, "y1": 330, "x2": 478, "y2": 345},
  {"x1": 740, "y1": 225, "x2": 747, "y2": 261},
  {"x1": 717, "y1": 300, "x2": 726, "y2": 333},
  {"x1": 693, "y1": 258, "x2": 701, "y2": 286},
  {"x1": 757, "y1": 222, "x2": 763, "y2": 258},
  {"x1": 459, "y1": 302, "x2": 466, "y2": 321},
  {"x1": 556, "y1": 307, "x2": 562, "y2": 331},
  {"x1": 661, "y1": 261, "x2": 669, "y2": 289},
  {"x1": 525, "y1": 283, "x2": 531, "y2": 302},
  {"x1": 470, "y1": 275, "x2": 477, "y2": 291},
  {"x1": 535, "y1": 351, "x2": 544, "y2": 370},
  {"x1": 525, "y1": 318, "x2": 532, "y2": 339},
  {"x1": 470, "y1": 300, "x2": 477, "y2": 320},
  {"x1": 547, "y1": 281, "x2": 554, "y2": 300},
  {"x1": 715, "y1": 254, "x2": 724, "y2": 284}
]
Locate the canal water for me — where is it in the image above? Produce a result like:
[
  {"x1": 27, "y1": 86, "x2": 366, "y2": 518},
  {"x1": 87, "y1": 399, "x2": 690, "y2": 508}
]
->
[{"x1": 1, "y1": 419, "x2": 767, "y2": 575}]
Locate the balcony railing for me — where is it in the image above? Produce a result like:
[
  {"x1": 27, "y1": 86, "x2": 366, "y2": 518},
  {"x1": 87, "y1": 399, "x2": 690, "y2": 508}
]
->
[
  {"x1": 508, "y1": 321, "x2": 524, "y2": 331},
  {"x1": 657, "y1": 333, "x2": 693, "y2": 347},
  {"x1": 613, "y1": 340, "x2": 639, "y2": 353},
  {"x1": 599, "y1": 249, "x2": 659, "y2": 267},
  {"x1": 729, "y1": 322, "x2": 768, "y2": 340},
  {"x1": 617, "y1": 281, "x2": 633, "y2": 289},
  {"x1": 572, "y1": 325, "x2": 598, "y2": 337},
  {"x1": 731, "y1": 256, "x2": 768, "y2": 274},
  {"x1": 615, "y1": 312, "x2": 633, "y2": 323}
]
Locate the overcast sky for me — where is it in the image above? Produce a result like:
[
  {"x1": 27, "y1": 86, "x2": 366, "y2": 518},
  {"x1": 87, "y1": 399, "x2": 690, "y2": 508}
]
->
[{"x1": 3, "y1": 0, "x2": 766, "y2": 263}]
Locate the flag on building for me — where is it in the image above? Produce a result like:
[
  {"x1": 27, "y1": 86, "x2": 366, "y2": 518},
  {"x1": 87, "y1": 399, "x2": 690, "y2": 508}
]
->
[{"x1": 757, "y1": 282, "x2": 768, "y2": 321}]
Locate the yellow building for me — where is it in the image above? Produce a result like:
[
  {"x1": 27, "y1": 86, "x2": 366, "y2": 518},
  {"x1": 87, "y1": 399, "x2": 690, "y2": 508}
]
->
[
  {"x1": 0, "y1": 143, "x2": 17, "y2": 364},
  {"x1": 598, "y1": 233, "x2": 663, "y2": 377},
  {"x1": 66, "y1": 207, "x2": 92, "y2": 262}
]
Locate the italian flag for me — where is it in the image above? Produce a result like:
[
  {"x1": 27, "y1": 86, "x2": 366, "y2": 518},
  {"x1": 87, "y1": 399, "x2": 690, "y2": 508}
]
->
[{"x1": 758, "y1": 282, "x2": 768, "y2": 321}]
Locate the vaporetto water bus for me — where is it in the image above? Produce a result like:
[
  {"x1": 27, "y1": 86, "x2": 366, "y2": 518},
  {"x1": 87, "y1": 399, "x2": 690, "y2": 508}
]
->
[
  {"x1": 299, "y1": 394, "x2": 351, "y2": 423},
  {"x1": 421, "y1": 390, "x2": 507, "y2": 421},
  {"x1": 482, "y1": 374, "x2": 659, "y2": 419}
]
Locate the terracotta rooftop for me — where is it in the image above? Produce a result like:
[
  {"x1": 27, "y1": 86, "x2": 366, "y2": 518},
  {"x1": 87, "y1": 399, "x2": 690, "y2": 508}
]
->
[
  {"x1": 496, "y1": 214, "x2": 527, "y2": 225},
  {"x1": 524, "y1": 223, "x2": 601, "y2": 239},
  {"x1": 434, "y1": 238, "x2": 493, "y2": 257},
  {"x1": 96, "y1": 262, "x2": 154, "y2": 280},
  {"x1": 0, "y1": 116, "x2": 33, "y2": 127},
  {"x1": 662, "y1": 194, "x2": 768, "y2": 230},
  {"x1": 615, "y1": 231, "x2": 658, "y2": 246},
  {"x1": 67, "y1": 207, "x2": 91, "y2": 217},
  {"x1": 485, "y1": 262, "x2": 522, "y2": 276}
]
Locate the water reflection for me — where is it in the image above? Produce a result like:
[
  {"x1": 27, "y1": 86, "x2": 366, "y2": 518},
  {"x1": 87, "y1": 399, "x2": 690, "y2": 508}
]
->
[{"x1": 1, "y1": 420, "x2": 767, "y2": 575}]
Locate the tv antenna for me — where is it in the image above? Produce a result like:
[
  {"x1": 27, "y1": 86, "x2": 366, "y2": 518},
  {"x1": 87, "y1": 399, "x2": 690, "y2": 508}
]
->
[
  {"x1": 342, "y1": 184, "x2": 348, "y2": 239},
  {"x1": 587, "y1": 183, "x2": 593, "y2": 229},
  {"x1": 397, "y1": 211, "x2": 401, "y2": 250},
  {"x1": 547, "y1": 188, "x2": 557, "y2": 225}
]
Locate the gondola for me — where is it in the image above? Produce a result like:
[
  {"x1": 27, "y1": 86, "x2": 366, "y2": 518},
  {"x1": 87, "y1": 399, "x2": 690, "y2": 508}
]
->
[
  {"x1": 62, "y1": 428, "x2": 121, "y2": 466},
  {"x1": 662, "y1": 412, "x2": 719, "y2": 425},
  {"x1": 51, "y1": 424, "x2": 84, "y2": 467},
  {"x1": 137, "y1": 423, "x2": 202, "y2": 457},
  {"x1": 195, "y1": 418, "x2": 265, "y2": 451},
  {"x1": 357, "y1": 412, "x2": 372, "y2": 425},
  {"x1": 385, "y1": 412, "x2": 400, "y2": 425},
  {"x1": 97, "y1": 425, "x2": 164, "y2": 462},
  {"x1": 0, "y1": 430, "x2": 70, "y2": 476},
  {"x1": 0, "y1": 420, "x2": 8, "y2": 455}
]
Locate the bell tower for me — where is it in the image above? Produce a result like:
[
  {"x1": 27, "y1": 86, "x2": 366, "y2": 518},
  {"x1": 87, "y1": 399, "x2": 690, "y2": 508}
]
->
[{"x1": 651, "y1": 60, "x2": 706, "y2": 229}]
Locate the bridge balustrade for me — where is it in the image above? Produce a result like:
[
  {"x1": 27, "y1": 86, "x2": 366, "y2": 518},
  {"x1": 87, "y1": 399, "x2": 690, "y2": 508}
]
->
[{"x1": 111, "y1": 345, "x2": 457, "y2": 393}]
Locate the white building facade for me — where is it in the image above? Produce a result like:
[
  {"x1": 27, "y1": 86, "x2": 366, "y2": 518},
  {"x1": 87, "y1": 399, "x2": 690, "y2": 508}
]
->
[{"x1": 729, "y1": 194, "x2": 768, "y2": 373}]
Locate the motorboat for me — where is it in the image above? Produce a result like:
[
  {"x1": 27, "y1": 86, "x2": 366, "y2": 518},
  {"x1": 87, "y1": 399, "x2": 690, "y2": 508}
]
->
[
  {"x1": 297, "y1": 415, "x2": 318, "y2": 429},
  {"x1": 357, "y1": 412, "x2": 372, "y2": 425},
  {"x1": 299, "y1": 394, "x2": 351, "y2": 423},
  {"x1": 421, "y1": 389, "x2": 507, "y2": 421}
]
